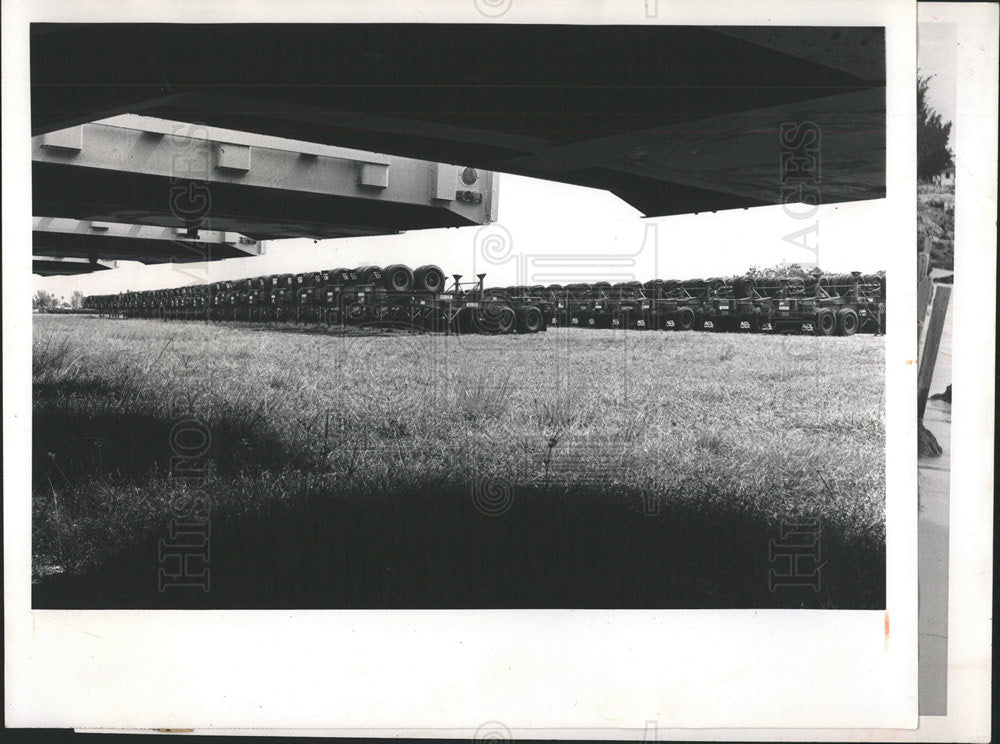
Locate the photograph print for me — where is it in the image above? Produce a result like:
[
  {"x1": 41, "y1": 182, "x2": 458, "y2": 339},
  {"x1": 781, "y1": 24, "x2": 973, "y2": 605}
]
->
[{"x1": 29, "y1": 22, "x2": 889, "y2": 611}]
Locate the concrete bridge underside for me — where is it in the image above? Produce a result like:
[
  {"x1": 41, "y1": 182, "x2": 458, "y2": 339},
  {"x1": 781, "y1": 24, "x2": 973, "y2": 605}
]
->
[
  {"x1": 32, "y1": 217, "x2": 265, "y2": 276},
  {"x1": 33, "y1": 116, "x2": 499, "y2": 245},
  {"x1": 31, "y1": 24, "x2": 887, "y2": 219}
]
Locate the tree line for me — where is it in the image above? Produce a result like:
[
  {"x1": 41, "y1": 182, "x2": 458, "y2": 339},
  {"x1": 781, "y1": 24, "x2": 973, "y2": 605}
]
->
[
  {"x1": 33, "y1": 289, "x2": 84, "y2": 311},
  {"x1": 918, "y1": 73, "x2": 954, "y2": 183}
]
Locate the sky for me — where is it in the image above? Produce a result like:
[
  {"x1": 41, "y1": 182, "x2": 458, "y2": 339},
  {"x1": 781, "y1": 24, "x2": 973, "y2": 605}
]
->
[
  {"x1": 917, "y1": 20, "x2": 958, "y2": 151},
  {"x1": 33, "y1": 171, "x2": 890, "y2": 301}
]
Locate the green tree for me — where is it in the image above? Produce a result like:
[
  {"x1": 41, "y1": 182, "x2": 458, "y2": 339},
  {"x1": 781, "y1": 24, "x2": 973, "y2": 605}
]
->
[
  {"x1": 70, "y1": 290, "x2": 85, "y2": 309},
  {"x1": 917, "y1": 74, "x2": 954, "y2": 182},
  {"x1": 33, "y1": 290, "x2": 58, "y2": 311}
]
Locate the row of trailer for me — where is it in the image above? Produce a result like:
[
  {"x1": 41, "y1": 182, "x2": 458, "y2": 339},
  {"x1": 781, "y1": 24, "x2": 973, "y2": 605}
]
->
[
  {"x1": 85, "y1": 266, "x2": 885, "y2": 337},
  {"x1": 496, "y1": 270, "x2": 886, "y2": 336},
  {"x1": 85, "y1": 265, "x2": 548, "y2": 335}
]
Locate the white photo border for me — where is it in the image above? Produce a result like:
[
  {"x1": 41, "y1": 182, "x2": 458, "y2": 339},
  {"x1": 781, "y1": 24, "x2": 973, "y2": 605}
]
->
[{"x1": 4, "y1": 0, "x2": 921, "y2": 732}]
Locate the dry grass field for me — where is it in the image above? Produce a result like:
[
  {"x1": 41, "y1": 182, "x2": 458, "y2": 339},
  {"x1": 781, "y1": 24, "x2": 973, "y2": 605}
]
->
[{"x1": 31, "y1": 314, "x2": 886, "y2": 609}]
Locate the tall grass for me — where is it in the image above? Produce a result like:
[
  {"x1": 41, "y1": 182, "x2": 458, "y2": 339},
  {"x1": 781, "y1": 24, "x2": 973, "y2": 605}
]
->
[{"x1": 32, "y1": 315, "x2": 886, "y2": 609}]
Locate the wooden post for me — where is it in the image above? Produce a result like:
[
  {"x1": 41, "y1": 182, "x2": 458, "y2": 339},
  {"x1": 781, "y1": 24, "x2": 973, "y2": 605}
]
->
[
  {"x1": 917, "y1": 284, "x2": 951, "y2": 420},
  {"x1": 916, "y1": 236, "x2": 933, "y2": 342}
]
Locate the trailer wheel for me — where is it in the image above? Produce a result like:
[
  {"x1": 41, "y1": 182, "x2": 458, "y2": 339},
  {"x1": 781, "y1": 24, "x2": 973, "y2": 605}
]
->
[
  {"x1": 494, "y1": 305, "x2": 517, "y2": 334},
  {"x1": 733, "y1": 276, "x2": 756, "y2": 299},
  {"x1": 383, "y1": 264, "x2": 414, "y2": 291},
  {"x1": 356, "y1": 266, "x2": 383, "y2": 285},
  {"x1": 414, "y1": 264, "x2": 446, "y2": 292},
  {"x1": 676, "y1": 307, "x2": 695, "y2": 331},
  {"x1": 816, "y1": 308, "x2": 837, "y2": 336},
  {"x1": 469, "y1": 302, "x2": 517, "y2": 334},
  {"x1": 343, "y1": 302, "x2": 364, "y2": 325},
  {"x1": 837, "y1": 307, "x2": 859, "y2": 336},
  {"x1": 327, "y1": 267, "x2": 351, "y2": 286},
  {"x1": 516, "y1": 305, "x2": 544, "y2": 333}
]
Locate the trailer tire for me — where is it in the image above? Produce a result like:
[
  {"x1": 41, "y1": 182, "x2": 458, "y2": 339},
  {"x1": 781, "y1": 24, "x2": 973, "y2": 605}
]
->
[
  {"x1": 734, "y1": 276, "x2": 756, "y2": 299},
  {"x1": 343, "y1": 302, "x2": 364, "y2": 325},
  {"x1": 494, "y1": 305, "x2": 517, "y2": 334},
  {"x1": 676, "y1": 306, "x2": 695, "y2": 331},
  {"x1": 816, "y1": 308, "x2": 837, "y2": 336},
  {"x1": 413, "y1": 265, "x2": 445, "y2": 292},
  {"x1": 383, "y1": 264, "x2": 415, "y2": 291},
  {"x1": 837, "y1": 307, "x2": 859, "y2": 336},
  {"x1": 470, "y1": 302, "x2": 517, "y2": 334},
  {"x1": 516, "y1": 305, "x2": 544, "y2": 333},
  {"x1": 327, "y1": 267, "x2": 353, "y2": 286},
  {"x1": 356, "y1": 266, "x2": 384, "y2": 285}
]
